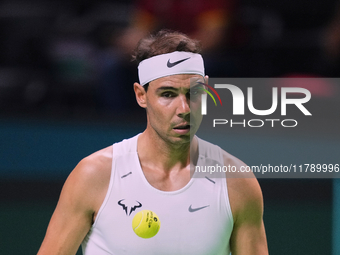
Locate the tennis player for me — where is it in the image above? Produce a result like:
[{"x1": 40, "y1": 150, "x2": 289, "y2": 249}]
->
[{"x1": 37, "y1": 30, "x2": 268, "y2": 255}]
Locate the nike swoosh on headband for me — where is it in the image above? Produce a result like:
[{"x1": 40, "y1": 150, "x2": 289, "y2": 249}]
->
[
  {"x1": 188, "y1": 205, "x2": 210, "y2": 212},
  {"x1": 167, "y1": 57, "x2": 191, "y2": 68}
]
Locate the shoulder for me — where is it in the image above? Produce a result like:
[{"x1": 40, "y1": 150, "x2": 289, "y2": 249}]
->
[
  {"x1": 196, "y1": 137, "x2": 263, "y2": 214},
  {"x1": 36, "y1": 145, "x2": 115, "y2": 254},
  {"x1": 62, "y1": 146, "x2": 113, "y2": 215},
  {"x1": 221, "y1": 149, "x2": 263, "y2": 223},
  {"x1": 72, "y1": 146, "x2": 113, "y2": 186}
]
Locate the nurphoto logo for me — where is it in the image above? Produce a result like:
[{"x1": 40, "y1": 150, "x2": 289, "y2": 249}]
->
[{"x1": 199, "y1": 78, "x2": 312, "y2": 128}]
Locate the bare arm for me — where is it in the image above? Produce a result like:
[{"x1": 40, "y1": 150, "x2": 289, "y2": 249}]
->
[
  {"x1": 224, "y1": 153, "x2": 269, "y2": 255},
  {"x1": 37, "y1": 148, "x2": 112, "y2": 255}
]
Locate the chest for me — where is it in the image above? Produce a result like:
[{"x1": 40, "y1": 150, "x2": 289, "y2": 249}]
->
[
  {"x1": 83, "y1": 154, "x2": 233, "y2": 255},
  {"x1": 141, "y1": 166, "x2": 191, "y2": 192},
  {"x1": 94, "y1": 184, "x2": 232, "y2": 254}
]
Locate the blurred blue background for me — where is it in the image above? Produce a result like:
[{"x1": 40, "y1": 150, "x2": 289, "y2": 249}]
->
[{"x1": 0, "y1": 0, "x2": 339, "y2": 254}]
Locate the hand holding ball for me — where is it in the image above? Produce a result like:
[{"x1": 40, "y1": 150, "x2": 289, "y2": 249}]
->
[{"x1": 132, "y1": 210, "x2": 160, "y2": 238}]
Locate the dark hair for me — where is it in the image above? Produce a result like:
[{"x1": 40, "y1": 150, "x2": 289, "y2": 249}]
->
[
  {"x1": 132, "y1": 29, "x2": 202, "y2": 65},
  {"x1": 143, "y1": 83, "x2": 149, "y2": 92}
]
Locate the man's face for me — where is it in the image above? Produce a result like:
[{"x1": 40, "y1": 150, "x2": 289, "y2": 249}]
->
[{"x1": 144, "y1": 74, "x2": 205, "y2": 146}]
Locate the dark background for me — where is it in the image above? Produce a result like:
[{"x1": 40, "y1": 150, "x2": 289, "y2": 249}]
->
[{"x1": 0, "y1": 0, "x2": 339, "y2": 254}]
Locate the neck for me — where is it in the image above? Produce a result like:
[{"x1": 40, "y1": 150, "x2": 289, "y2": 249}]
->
[{"x1": 137, "y1": 128, "x2": 198, "y2": 173}]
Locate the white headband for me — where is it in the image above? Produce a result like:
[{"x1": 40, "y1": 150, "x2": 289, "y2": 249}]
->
[{"x1": 138, "y1": 51, "x2": 205, "y2": 86}]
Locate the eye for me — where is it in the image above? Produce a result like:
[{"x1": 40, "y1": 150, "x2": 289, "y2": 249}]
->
[
  {"x1": 189, "y1": 87, "x2": 205, "y2": 97},
  {"x1": 190, "y1": 89, "x2": 199, "y2": 96},
  {"x1": 161, "y1": 92, "x2": 176, "y2": 98}
]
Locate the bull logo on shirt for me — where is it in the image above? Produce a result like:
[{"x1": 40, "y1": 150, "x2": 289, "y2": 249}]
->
[{"x1": 118, "y1": 199, "x2": 142, "y2": 216}]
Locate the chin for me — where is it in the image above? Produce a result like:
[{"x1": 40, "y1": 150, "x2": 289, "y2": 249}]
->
[{"x1": 168, "y1": 135, "x2": 191, "y2": 146}]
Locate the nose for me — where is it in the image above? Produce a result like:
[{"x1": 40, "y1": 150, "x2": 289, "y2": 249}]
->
[{"x1": 177, "y1": 93, "x2": 190, "y2": 117}]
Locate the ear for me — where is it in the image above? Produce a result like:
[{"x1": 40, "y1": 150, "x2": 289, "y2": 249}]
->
[
  {"x1": 204, "y1": 75, "x2": 209, "y2": 84},
  {"x1": 134, "y1": 82, "x2": 147, "y2": 108}
]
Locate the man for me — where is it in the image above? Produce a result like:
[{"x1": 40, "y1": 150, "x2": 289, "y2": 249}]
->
[{"x1": 37, "y1": 30, "x2": 268, "y2": 255}]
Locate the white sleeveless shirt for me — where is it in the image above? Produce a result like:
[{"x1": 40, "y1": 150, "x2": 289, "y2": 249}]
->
[{"x1": 82, "y1": 134, "x2": 234, "y2": 255}]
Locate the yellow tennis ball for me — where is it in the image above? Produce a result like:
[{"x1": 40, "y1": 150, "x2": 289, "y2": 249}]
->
[{"x1": 132, "y1": 210, "x2": 160, "y2": 238}]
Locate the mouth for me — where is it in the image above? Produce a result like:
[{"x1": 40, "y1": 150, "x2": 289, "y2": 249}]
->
[
  {"x1": 173, "y1": 124, "x2": 191, "y2": 135},
  {"x1": 173, "y1": 124, "x2": 191, "y2": 130}
]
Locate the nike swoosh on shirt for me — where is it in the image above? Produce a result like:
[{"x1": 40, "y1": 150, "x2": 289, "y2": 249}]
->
[
  {"x1": 167, "y1": 57, "x2": 190, "y2": 68},
  {"x1": 188, "y1": 204, "x2": 210, "y2": 212}
]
